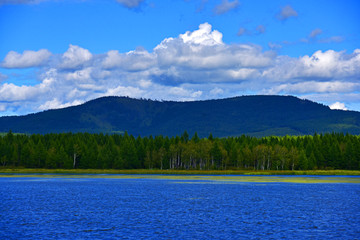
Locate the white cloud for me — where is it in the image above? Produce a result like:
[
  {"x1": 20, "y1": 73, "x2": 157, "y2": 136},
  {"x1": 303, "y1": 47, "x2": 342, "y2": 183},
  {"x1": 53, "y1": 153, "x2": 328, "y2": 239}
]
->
[
  {"x1": 154, "y1": 23, "x2": 274, "y2": 73},
  {"x1": 210, "y1": 87, "x2": 224, "y2": 96},
  {"x1": 1, "y1": 23, "x2": 360, "y2": 115},
  {"x1": 102, "y1": 50, "x2": 122, "y2": 69},
  {"x1": 168, "y1": 87, "x2": 202, "y2": 100},
  {"x1": 138, "y1": 79, "x2": 152, "y2": 88},
  {"x1": 263, "y1": 49, "x2": 360, "y2": 81},
  {"x1": 213, "y1": 0, "x2": 239, "y2": 15},
  {"x1": 38, "y1": 98, "x2": 83, "y2": 111},
  {"x1": 265, "y1": 81, "x2": 360, "y2": 95},
  {"x1": 180, "y1": 23, "x2": 223, "y2": 46},
  {"x1": 0, "y1": 103, "x2": 6, "y2": 112},
  {"x1": 329, "y1": 102, "x2": 348, "y2": 111},
  {"x1": 104, "y1": 85, "x2": 144, "y2": 98},
  {"x1": 102, "y1": 48, "x2": 155, "y2": 71},
  {"x1": 116, "y1": 0, "x2": 144, "y2": 8},
  {"x1": 0, "y1": 83, "x2": 44, "y2": 101},
  {"x1": 0, "y1": 68, "x2": 57, "y2": 104},
  {"x1": 60, "y1": 44, "x2": 92, "y2": 69},
  {"x1": 65, "y1": 67, "x2": 93, "y2": 82},
  {"x1": 277, "y1": 5, "x2": 298, "y2": 21},
  {"x1": 1, "y1": 49, "x2": 51, "y2": 68},
  {"x1": 226, "y1": 68, "x2": 259, "y2": 80},
  {"x1": 300, "y1": 50, "x2": 360, "y2": 78}
]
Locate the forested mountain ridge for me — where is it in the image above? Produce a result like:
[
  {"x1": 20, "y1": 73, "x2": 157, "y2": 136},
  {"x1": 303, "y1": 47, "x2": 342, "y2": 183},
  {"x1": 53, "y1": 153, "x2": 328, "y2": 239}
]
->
[{"x1": 1, "y1": 95, "x2": 360, "y2": 137}]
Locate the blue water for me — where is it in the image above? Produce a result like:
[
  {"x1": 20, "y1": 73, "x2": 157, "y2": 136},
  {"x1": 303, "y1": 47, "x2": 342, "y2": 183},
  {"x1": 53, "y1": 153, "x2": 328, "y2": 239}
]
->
[{"x1": 1, "y1": 176, "x2": 360, "y2": 239}]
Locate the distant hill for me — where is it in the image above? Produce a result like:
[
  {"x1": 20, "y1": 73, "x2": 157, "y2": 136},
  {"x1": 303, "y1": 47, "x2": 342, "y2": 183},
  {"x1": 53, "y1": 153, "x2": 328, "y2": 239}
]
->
[{"x1": 1, "y1": 95, "x2": 360, "y2": 137}]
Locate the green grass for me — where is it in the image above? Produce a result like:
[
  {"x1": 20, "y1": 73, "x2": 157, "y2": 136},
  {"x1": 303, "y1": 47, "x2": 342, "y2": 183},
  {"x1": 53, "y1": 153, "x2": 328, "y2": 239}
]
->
[{"x1": 1, "y1": 168, "x2": 359, "y2": 176}]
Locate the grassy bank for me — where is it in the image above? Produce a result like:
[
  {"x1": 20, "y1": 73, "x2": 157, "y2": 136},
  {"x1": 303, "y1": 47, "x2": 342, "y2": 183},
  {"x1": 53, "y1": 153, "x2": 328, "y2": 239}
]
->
[{"x1": 1, "y1": 168, "x2": 360, "y2": 175}]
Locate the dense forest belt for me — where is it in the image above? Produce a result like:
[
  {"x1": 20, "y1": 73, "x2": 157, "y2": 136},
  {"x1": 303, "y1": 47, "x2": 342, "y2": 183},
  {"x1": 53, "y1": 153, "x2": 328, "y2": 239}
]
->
[
  {"x1": 1, "y1": 131, "x2": 360, "y2": 171},
  {"x1": 1, "y1": 169, "x2": 360, "y2": 176}
]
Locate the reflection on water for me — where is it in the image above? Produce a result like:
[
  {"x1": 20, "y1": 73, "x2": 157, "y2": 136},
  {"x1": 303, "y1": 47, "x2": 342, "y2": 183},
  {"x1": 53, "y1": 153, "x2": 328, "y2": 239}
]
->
[{"x1": 1, "y1": 175, "x2": 359, "y2": 239}]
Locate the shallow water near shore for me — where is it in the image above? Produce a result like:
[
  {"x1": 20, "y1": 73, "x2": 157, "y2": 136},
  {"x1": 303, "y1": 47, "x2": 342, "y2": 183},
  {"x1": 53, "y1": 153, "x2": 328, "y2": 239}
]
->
[
  {"x1": 2, "y1": 173, "x2": 360, "y2": 183},
  {"x1": 1, "y1": 175, "x2": 360, "y2": 239}
]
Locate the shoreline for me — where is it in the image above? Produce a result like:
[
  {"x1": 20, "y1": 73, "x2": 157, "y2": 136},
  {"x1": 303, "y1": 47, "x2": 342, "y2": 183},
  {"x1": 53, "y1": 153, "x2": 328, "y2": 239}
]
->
[{"x1": 1, "y1": 168, "x2": 360, "y2": 176}]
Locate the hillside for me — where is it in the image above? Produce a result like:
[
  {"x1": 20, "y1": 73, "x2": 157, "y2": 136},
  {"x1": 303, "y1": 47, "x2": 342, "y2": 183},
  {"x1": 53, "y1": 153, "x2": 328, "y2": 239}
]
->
[{"x1": 1, "y1": 95, "x2": 360, "y2": 137}]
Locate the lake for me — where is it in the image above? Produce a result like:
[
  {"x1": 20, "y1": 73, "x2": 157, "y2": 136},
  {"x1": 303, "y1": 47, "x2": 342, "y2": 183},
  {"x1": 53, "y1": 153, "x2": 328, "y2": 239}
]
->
[{"x1": 1, "y1": 175, "x2": 360, "y2": 239}]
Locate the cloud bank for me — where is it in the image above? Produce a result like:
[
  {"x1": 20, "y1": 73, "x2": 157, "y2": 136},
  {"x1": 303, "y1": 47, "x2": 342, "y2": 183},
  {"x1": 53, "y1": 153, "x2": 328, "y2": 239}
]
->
[{"x1": 1, "y1": 23, "x2": 359, "y2": 115}]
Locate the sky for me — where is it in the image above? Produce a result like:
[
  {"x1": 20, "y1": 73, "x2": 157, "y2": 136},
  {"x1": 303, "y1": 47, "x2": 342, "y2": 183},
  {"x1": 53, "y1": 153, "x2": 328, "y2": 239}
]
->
[{"x1": 0, "y1": 0, "x2": 359, "y2": 116}]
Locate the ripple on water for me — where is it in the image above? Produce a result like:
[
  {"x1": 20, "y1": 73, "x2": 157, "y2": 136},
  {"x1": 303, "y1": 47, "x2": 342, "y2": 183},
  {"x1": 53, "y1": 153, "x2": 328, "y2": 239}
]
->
[{"x1": 0, "y1": 176, "x2": 359, "y2": 239}]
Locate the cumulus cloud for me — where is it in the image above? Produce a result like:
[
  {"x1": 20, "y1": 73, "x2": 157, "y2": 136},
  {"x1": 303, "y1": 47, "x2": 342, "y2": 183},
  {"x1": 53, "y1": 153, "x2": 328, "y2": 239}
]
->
[
  {"x1": 1, "y1": 49, "x2": 51, "y2": 69},
  {"x1": 103, "y1": 48, "x2": 156, "y2": 71},
  {"x1": 329, "y1": 102, "x2": 348, "y2": 111},
  {"x1": 1, "y1": 23, "x2": 360, "y2": 115},
  {"x1": 116, "y1": 0, "x2": 144, "y2": 8},
  {"x1": 60, "y1": 44, "x2": 92, "y2": 69},
  {"x1": 300, "y1": 50, "x2": 360, "y2": 79},
  {"x1": 213, "y1": 0, "x2": 239, "y2": 15},
  {"x1": 277, "y1": 5, "x2": 298, "y2": 21},
  {"x1": 263, "y1": 49, "x2": 360, "y2": 81},
  {"x1": 0, "y1": 83, "x2": 45, "y2": 101},
  {"x1": 154, "y1": 23, "x2": 274, "y2": 73},
  {"x1": 179, "y1": 23, "x2": 223, "y2": 46}
]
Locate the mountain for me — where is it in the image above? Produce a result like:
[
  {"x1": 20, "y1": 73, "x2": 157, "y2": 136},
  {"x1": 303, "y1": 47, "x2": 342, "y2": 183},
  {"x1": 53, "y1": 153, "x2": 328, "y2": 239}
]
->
[{"x1": 1, "y1": 95, "x2": 360, "y2": 137}]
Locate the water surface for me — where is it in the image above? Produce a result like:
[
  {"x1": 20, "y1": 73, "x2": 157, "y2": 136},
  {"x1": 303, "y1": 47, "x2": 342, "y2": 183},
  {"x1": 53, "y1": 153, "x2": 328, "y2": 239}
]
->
[{"x1": 1, "y1": 175, "x2": 359, "y2": 239}]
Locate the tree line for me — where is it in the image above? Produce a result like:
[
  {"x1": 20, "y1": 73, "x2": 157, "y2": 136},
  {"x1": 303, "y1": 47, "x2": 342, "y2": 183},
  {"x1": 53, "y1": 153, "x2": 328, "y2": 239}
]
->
[{"x1": 1, "y1": 131, "x2": 360, "y2": 170}]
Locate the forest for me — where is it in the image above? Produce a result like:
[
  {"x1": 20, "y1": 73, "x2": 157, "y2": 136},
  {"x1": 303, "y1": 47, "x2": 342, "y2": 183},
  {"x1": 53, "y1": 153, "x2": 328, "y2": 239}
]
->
[
  {"x1": 2, "y1": 96, "x2": 360, "y2": 137},
  {"x1": 0, "y1": 131, "x2": 360, "y2": 170}
]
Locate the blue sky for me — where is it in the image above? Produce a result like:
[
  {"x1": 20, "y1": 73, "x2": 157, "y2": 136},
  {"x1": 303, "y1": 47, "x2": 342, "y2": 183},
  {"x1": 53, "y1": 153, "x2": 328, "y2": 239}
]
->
[{"x1": 0, "y1": 0, "x2": 359, "y2": 116}]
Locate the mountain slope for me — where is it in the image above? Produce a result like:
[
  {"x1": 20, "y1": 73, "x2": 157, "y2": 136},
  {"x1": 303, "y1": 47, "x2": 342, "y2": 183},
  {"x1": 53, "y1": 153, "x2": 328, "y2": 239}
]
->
[{"x1": 1, "y1": 95, "x2": 360, "y2": 137}]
